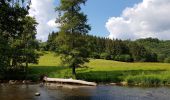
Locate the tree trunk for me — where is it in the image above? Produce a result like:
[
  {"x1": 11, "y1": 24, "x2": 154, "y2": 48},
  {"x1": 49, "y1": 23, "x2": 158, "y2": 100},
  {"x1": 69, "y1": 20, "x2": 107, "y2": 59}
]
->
[
  {"x1": 25, "y1": 62, "x2": 28, "y2": 79},
  {"x1": 72, "y1": 66, "x2": 76, "y2": 75},
  {"x1": 25, "y1": 62, "x2": 28, "y2": 72}
]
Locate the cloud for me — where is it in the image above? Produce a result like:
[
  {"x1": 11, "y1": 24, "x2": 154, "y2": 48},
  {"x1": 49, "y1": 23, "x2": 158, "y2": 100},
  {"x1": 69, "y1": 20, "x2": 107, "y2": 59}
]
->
[
  {"x1": 106, "y1": 0, "x2": 170, "y2": 40},
  {"x1": 29, "y1": 0, "x2": 58, "y2": 41},
  {"x1": 47, "y1": 19, "x2": 59, "y2": 28}
]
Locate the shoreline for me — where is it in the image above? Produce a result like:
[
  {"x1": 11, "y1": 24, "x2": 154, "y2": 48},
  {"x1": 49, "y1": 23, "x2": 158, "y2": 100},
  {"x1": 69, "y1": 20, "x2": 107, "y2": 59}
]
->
[
  {"x1": 0, "y1": 80, "x2": 39, "y2": 85},
  {"x1": 1, "y1": 79, "x2": 170, "y2": 87}
]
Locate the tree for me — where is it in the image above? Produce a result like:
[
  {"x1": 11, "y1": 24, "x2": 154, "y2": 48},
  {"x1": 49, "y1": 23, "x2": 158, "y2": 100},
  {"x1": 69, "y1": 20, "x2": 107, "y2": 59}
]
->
[
  {"x1": 0, "y1": 0, "x2": 39, "y2": 79},
  {"x1": 22, "y1": 16, "x2": 39, "y2": 73},
  {"x1": 0, "y1": 37, "x2": 10, "y2": 77},
  {"x1": 46, "y1": 32, "x2": 58, "y2": 51},
  {"x1": 56, "y1": 0, "x2": 91, "y2": 75},
  {"x1": 0, "y1": 0, "x2": 29, "y2": 77}
]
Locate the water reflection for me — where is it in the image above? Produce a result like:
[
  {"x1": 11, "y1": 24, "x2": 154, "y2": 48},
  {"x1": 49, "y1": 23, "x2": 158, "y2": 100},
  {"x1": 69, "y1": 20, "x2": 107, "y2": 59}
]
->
[{"x1": 0, "y1": 84, "x2": 170, "y2": 100}]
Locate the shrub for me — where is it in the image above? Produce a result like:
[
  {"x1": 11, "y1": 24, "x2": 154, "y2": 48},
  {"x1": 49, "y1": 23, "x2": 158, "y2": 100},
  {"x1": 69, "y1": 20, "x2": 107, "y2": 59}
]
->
[
  {"x1": 164, "y1": 57, "x2": 170, "y2": 63},
  {"x1": 100, "y1": 53, "x2": 111, "y2": 60},
  {"x1": 157, "y1": 54, "x2": 166, "y2": 62},
  {"x1": 90, "y1": 52, "x2": 100, "y2": 59},
  {"x1": 110, "y1": 55, "x2": 115, "y2": 60},
  {"x1": 114, "y1": 55, "x2": 133, "y2": 62},
  {"x1": 145, "y1": 53, "x2": 157, "y2": 62}
]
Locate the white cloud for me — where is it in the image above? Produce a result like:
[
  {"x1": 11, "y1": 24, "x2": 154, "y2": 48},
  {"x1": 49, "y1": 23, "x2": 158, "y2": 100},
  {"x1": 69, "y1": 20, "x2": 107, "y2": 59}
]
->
[
  {"x1": 106, "y1": 0, "x2": 170, "y2": 40},
  {"x1": 29, "y1": 0, "x2": 58, "y2": 41},
  {"x1": 47, "y1": 19, "x2": 58, "y2": 28}
]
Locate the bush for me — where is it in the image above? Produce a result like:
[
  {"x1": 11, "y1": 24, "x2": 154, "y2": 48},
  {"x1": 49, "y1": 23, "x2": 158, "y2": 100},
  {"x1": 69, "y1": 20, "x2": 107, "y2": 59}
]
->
[
  {"x1": 110, "y1": 55, "x2": 115, "y2": 60},
  {"x1": 145, "y1": 53, "x2": 157, "y2": 62},
  {"x1": 90, "y1": 52, "x2": 100, "y2": 59},
  {"x1": 125, "y1": 75, "x2": 162, "y2": 86},
  {"x1": 100, "y1": 53, "x2": 111, "y2": 60},
  {"x1": 157, "y1": 54, "x2": 166, "y2": 62},
  {"x1": 114, "y1": 55, "x2": 133, "y2": 62},
  {"x1": 164, "y1": 57, "x2": 170, "y2": 63}
]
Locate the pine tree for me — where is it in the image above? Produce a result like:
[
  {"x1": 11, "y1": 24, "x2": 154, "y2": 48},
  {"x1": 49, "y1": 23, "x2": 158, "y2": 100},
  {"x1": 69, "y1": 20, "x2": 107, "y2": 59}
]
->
[{"x1": 56, "y1": 0, "x2": 91, "y2": 75}]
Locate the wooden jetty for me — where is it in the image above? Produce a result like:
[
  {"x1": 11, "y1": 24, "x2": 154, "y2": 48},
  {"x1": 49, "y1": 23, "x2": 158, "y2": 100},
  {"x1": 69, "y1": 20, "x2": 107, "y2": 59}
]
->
[{"x1": 43, "y1": 77, "x2": 97, "y2": 86}]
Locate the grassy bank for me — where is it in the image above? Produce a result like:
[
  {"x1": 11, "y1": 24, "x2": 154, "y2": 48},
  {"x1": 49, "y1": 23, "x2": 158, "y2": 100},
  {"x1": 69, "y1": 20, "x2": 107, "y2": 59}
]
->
[
  {"x1": 28, "y1": 52, "x2": 73, "y2": 81},
  {"x1": 29, "y1": 52, "x2": 170, "y2": 86},
  {"x1": 77, "y1": 59, "x2": 170, "y2": 86}
]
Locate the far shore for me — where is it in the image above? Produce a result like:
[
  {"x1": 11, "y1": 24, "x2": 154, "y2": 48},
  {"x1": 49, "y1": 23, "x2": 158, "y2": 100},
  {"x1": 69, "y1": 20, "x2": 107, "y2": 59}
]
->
[{"x1": 1, "y1": 79, "x2": 170, "y2": 87}]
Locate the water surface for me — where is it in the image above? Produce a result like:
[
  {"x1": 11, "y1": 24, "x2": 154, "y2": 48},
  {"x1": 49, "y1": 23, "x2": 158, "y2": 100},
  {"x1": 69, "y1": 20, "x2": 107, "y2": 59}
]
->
[{"x1": 0, "y1": 84, "x2": 170, "y2": 100}]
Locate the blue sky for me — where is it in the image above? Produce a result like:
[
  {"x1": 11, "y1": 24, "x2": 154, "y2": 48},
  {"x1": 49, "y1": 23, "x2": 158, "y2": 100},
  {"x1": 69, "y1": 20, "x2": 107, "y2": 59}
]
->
[
  {"x1": 81, "y1": 0, "x2": 142, "y2": 37},
  {"x1": 29, "y1": 0, "x2": 170, "y2": 41}
]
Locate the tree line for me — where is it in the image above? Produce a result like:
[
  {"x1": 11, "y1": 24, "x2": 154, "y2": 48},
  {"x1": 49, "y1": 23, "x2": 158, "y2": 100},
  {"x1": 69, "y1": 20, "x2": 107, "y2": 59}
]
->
[{"x1": 45, "y1": 32, "x2": 161, "y2": 63}]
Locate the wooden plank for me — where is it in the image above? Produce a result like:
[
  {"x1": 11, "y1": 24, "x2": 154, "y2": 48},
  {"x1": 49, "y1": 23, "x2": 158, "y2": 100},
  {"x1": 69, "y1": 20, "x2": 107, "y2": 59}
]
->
[{"x1": 43, "y1": 77, "x2": 97, "y2": 86}]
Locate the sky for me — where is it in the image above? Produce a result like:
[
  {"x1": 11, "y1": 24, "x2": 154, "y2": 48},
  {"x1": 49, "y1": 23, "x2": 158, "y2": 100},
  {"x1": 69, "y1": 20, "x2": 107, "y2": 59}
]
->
[
  {"x1": 81, "y1": 0, "x2": 142, "y2": 37},
  {"x1": 29, "y1": 0, "x2": 170, "y2": 41}
]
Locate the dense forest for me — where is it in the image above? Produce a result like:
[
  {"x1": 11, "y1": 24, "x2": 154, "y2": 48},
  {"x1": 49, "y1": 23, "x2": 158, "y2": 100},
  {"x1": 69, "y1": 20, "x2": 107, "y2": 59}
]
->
[{"x1": 44, "y1": 32, "x2": 170, "y2": 63}]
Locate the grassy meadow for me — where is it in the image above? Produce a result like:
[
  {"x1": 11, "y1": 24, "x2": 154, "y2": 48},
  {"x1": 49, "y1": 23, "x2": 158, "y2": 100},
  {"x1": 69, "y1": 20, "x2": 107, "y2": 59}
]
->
[{"x1": 29, "y1": 52, "x2": 170, "y2": 86}]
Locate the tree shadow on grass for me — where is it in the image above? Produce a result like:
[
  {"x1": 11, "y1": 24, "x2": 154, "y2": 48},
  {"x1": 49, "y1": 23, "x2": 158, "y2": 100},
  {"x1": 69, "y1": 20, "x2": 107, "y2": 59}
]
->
[
  {"x1": 76, "y1": 69, "x2": 166, "y2": 83},
  {"x1": 27, "y1": 66, "x2": 67, "y2": 81}
]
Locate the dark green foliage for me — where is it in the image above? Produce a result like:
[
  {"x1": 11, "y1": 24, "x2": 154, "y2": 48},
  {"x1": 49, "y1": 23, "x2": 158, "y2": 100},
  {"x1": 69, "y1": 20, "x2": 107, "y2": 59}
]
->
[
  {"x1": 0, "y1": 0, "x2": 28, "y2": 75},
  {"x1": 100, "y1": 53, "x2": 111, "y2": 60},
  {"x1": 114, "y1": 55, "x2": 133, "y2": 62},
  {"x1": 137, "y1": 38, "x2": 160, "y2": 43},
  {"x1": 0, "y1": 37, "x2": 10, "y2": 76},
  {"x1": 39, "y1": 42, "x2": 48, "y2": 51},
  {"x1": 46, "y1": 32, "x2": 58, "y2": 51},
  {"x1": 47, "y1": 32, "x2": 160, "y2": 62},
  {"x1": 128, "y1": 42, "x2": 155, "y2": 62},
  {"x1": 11, "y1": 16, "x2": 39, "y2": 65},
  {"x1": 145, "y1": 53, "x2": 157, "y2": 62},
  {"x1": 136, "y1": 38, "x2": 170, "y2": 62},
  {"x1": 0, "y1": 0, "x2": 39, "y2": 79},
  {"x1": 164, "y1": 57, "x2": 170, "y2": 63},
  {"x1": 90, "y1": 52, "x2": 100, "y2": 59},
  {"x1": 158, "y1": 54, "x2": 166, "y2": 62}
]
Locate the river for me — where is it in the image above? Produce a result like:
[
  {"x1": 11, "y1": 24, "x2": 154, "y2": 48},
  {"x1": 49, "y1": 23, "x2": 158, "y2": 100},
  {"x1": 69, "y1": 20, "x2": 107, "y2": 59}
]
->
[{"x1": 0, "y1": 84, "x2": 170, "y2": 100}]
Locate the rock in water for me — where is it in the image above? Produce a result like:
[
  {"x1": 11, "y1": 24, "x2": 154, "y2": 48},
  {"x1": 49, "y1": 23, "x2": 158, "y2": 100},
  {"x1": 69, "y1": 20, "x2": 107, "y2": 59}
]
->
[
  {"x1": 9, "y1": 80, "x2": 16, "y2": 84},
  {"x1": 35, "y1": 92, "x2": 40, "y2": 96}
]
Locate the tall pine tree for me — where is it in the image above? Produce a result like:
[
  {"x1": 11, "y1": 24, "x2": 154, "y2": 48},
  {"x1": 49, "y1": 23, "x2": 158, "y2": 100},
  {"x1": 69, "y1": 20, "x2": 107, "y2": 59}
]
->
[{"x1": 56, "y1": 0, "x2": 91, "y2": 75}]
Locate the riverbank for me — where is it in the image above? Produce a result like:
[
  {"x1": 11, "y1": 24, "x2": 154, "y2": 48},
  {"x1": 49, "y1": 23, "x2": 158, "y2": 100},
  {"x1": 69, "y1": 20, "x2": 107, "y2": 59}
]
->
[{"x1": 76, "y1": 59, "x2": 170, "y2": 86}]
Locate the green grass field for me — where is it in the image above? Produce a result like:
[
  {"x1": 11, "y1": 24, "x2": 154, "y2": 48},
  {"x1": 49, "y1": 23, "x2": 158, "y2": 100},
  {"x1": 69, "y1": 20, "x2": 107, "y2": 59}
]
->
[{"x1": 29, "y1": 52, "x2": 170, "y2": 86}]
